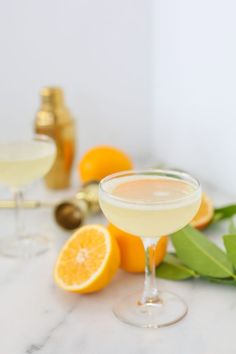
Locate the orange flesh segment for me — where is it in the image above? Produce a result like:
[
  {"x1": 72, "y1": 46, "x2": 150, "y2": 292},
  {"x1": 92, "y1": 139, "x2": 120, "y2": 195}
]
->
[{"x1": 56, "y1": 229, "x2": 107, "y2": 286}]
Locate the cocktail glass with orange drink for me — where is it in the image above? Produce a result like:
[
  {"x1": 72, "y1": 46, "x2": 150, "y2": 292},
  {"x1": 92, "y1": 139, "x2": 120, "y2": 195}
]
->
[{"x1": 99, "y1": 169, "x2": 201, "y2": 328}]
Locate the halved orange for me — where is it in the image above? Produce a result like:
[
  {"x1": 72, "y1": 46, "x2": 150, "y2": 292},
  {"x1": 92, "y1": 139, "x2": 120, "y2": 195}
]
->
[
  {"x1": 191, "y1": 193, "x2": 214, "y2": 230},
  {"x1": 54, "y1": 225, "x2": 120, "y2": 293}
]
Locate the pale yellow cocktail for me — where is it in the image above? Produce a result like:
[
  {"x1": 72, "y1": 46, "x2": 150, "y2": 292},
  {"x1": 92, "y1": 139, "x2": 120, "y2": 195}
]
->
[
  {"x1": 99, "y1": 169, "x2": 201, "y2": 329},
  {"x1": 0, "y1": 141, "x2": 55, "y2": 188},
  {"x1": 0, "y1": 136, "x2": 56, "y2": 258},
  {"x1": 100, "y1": 175, "x2": 201, "y2": 237}
]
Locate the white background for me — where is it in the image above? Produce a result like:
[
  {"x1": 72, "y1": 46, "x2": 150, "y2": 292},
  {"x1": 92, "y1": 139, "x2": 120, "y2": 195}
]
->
[
  {"x1": 0, "y1": 0, "x2": 235, "y2": 194},
  {"x1": 0, "y1": 0, "x2": 152, "y2": 159},
  {"x1": 152, "y1": 0, "x2": 236, "y2": 195}
]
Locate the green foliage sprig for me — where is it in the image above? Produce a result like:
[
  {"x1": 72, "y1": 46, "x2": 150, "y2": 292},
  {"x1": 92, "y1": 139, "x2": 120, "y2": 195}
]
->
[{"x1": 156, "y1": 207, "x2": 236, "y2": 286}]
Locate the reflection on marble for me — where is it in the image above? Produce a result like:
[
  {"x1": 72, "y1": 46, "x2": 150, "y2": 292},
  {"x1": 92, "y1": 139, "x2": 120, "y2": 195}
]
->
[{"x1": 0, "y1": 182, "x2": 235, "y2": 354}]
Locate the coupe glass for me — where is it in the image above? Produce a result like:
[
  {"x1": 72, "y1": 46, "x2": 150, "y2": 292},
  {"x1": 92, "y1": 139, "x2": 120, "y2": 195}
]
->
[
  {"x1": 99, "y1": 169, "x2": 201, "y2": 328},
  {"x1": 0, "y1": 135, "x2": 56, "y2": 258}
]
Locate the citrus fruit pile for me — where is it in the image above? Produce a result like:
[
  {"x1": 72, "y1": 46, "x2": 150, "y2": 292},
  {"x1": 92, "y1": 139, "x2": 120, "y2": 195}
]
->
[
  {"x1": 54, "y1": 195, "x2": 214, "y2": 294},
  {"x1": 54, "y1": 144, "x2": 214, "y2": 294},
  {"x1": 54, "y1": 224, "x2": 168, "y2": 293}
]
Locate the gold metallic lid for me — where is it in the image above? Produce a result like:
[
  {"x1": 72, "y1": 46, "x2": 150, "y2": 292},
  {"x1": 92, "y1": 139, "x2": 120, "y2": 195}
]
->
[
  {"x1": 40, "y1": 87, "x2": 64, "y2": 107},
  {"x1": 36, "y1": 86, "x2": 73, "y2": 126}
]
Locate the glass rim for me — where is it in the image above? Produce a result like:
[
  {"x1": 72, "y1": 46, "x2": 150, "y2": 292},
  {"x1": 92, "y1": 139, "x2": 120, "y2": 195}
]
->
[
  {"x1": 0, "y1": 133, "x2": 55, "y2": 145},
  {"x1": 99, "y1": 169, "x2": 201, "y2": 206},
  {"x1": 34, "y1": 133, "x2": 56, "y2": 146},
  {"x1": 0, "y1": 134, "x2": 56, "y2": 162}
]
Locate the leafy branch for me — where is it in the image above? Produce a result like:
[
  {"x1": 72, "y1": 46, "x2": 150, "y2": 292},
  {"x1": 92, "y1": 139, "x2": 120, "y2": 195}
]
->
[
  {"x1": 213, "y1": 204, "x2": 236, "y2": 223},
  {"x1": 156, "y1": 218, "x2": 236, "y2": 285}
]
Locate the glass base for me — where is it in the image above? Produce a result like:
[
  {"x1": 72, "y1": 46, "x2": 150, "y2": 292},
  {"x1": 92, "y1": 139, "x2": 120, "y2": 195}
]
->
[
  {"x1": 0, "y1": 234, "x2": 53, "y2": 258},
  {"x1": 113, "y1": 291, "x2": 188, "y2": 328}
]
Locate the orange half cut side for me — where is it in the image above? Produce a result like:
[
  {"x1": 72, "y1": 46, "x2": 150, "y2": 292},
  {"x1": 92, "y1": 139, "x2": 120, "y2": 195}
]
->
[{"x1": 54, "y1": 224, "x2": 120, "y2": 293}]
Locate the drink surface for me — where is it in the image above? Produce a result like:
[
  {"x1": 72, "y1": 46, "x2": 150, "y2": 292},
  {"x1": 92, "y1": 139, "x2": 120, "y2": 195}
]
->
[
  {"x1": 99, "y1": 176, "x2": 201, "y2": 237},
  {"x1": 112, "y1": 178, "x2": 196, "y2": 203},
  {"x1": 0, "y1": 141, "x2": 56, "y2": 188}
]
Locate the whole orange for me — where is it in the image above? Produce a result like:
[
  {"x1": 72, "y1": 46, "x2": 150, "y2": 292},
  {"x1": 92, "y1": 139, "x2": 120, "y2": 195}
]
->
[
  {"x1": 78, "y1": 145, "x2": 133, "y2": 183},
  {"x1": 107, "y1": 223, "x2": 168, "y2": 273}
]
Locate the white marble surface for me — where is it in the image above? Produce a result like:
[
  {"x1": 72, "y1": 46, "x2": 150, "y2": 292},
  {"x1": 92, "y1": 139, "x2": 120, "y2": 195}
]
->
[{"x1": 0, "y1": 182, "x2": 235, "y2": 354}]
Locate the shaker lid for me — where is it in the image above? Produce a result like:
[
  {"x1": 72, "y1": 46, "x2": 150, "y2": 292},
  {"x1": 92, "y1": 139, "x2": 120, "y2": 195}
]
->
[
  {"x1": 40, "y1": 87, "x2": 64, "y2": 107},
  {"x1": 36, "y1": 86, "x2": 72, "y2": 125}
]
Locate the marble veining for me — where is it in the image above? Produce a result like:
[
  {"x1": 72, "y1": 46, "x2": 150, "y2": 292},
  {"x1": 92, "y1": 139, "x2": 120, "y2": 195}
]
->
[
  {"x1": 25, "y1": 304, "x2": 77, "y2": 354},
  {"x1": 0, "y1": 182, "x2": 235, "y2": 354}
]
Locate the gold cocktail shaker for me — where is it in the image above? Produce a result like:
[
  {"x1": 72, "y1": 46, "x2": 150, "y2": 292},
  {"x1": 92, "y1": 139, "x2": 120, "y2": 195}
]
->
[{"x1": 34, "y1": 87, "x2": 75, "y2": 189}]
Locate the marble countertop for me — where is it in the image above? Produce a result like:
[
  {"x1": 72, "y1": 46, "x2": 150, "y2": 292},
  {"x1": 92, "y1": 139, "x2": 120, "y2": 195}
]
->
[{"x1": 0, "y1": 182, "x2": 235, "y2": 354}]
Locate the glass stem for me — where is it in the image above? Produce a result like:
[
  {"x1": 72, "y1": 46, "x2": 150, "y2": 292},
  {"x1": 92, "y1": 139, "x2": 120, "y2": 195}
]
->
[
  {"x1": 141, "y1": 237, "x2": 160, "y2": 304},
  {"x1": 13, "y1": 189, "x2": 24, "y2": 237}
]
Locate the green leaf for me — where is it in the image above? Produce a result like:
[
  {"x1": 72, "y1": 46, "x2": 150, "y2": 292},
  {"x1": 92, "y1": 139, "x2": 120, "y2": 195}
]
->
[
  {"x1": 206, "y1": 277, "x2": 236, "y2": 286},
  {"x1": 223, "y1": 234, "x2": 236, "y2": 268},
  {"x1": 229, "y1": 219, "x2": 236, "y2": 234},
  {"x1": 213, "y1": 204, "x2": 236, "y2": 222},
  {"x1": 171, "y1": 225, "x2": 236, "y2": 279},
  {"x1": 156, "y1": 254, "x2": 197, "y2": 280}
]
